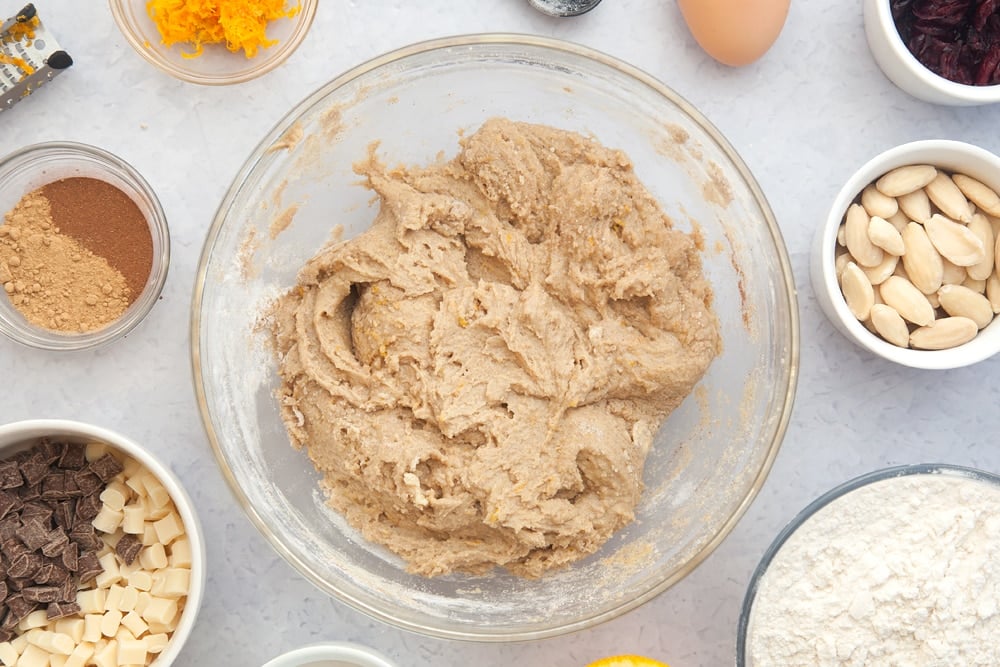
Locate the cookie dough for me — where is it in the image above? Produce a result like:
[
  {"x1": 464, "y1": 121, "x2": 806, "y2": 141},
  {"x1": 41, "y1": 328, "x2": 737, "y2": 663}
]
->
[{"x1": 270, "y1": 118, "x2": 721, "y2": 577}]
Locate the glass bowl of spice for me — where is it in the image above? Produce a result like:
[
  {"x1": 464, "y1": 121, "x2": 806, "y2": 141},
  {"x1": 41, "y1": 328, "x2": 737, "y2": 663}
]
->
[
  {"x1": 109, "y1": 0, "x2": 317, "y2": 86},
  {"x1": 0, "y1": 141, "x2": 169, "y2": 351},
  {"x1": 864, "y1": 0, "x2": 1000, "y2": 105},
  {"x1": 737, "y1": 464, "x2": 1000, "y2": 666}
]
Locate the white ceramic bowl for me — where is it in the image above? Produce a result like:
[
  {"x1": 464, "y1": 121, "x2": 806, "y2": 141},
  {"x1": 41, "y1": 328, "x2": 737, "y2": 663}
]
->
[
  {"x1": 0, "y1": 419, "x2": 206, "y2": 666},
  {"x1": 812, "y1": 139, "x2": 1000, "y2": 369},
  {"x1": 261, "y1": 642, "x2": 396, "y2": 667},
  {"x1": 863, "y1": 0, "x2": 1000, "y2": 106}
]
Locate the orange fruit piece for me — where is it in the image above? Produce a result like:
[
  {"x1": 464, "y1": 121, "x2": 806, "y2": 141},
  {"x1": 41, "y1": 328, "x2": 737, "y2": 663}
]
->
[{"x1": 587, "y1": 656, "x2": 670, "y2": 667}]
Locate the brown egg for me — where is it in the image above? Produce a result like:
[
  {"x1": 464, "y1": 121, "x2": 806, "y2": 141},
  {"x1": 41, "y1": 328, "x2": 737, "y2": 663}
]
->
[{"x1": 678, "y1": 0, "x2": 790, "y2": 67}]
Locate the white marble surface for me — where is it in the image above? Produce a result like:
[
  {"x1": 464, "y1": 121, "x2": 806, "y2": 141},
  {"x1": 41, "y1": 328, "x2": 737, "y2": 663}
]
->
[{"x1": 3, "y1": 2, "x2": 1000, "y2": 666}]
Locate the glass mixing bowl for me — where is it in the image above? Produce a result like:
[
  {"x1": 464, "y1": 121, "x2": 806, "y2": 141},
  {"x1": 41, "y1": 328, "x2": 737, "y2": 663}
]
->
[{"x1": 192, "y1": 34, "x2": 799, "y2": 641}]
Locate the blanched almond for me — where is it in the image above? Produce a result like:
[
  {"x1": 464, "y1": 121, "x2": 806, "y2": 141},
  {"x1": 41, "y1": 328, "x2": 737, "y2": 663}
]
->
[
  {"x1": 953, "y1": 173, "x2": 1000, "y2": 217},
  {"x1": 967, "y1": 213, "x2": 996, "y2": 280},
  {"x1": 962, "y1": 275, "x2": 986, "y2": 293},
  {"x1": 901, "y1": 222, "x2": 944, "y2": 294},
  {"x1": 909, "y1": 316, "x2": 978, "y2": 350},
  {"x1": 835, "y1": 250, "x2": 851, "y2": 278},
  {"x1": 880, "y1": 275, "x2": 936, "y2": 326},
  {"x1": 876, "y1": 164, "x2": 937, "y2": 197},
  {"x1": 987, "y1": 273, "x2": 1000, "y2": 314},
  {"x1": 938, "y1": 284, "x2": 994, "y2": 328},
  {"x1": 886, "y1": 209, "x2": 911, "y2": 233},
  {"x1": 862, "y1": 184, "x2": 899, "y2": 219},
  {"x1": 897, "y1": 188, "x2": 932, "y2": 223},
  {"x1": 924, "y1": 213, "x2": 986, "y2": 267},
  {"x1": 870, "y1": 303, "x2": 910, "y2": 347},
  {"x1": 841, "y1": 261, "x2": 875, "y2": 321},
  {"x1": 924, "y1": 172, "x2": 973, "y2": 223},
  {"x1": 868, "y1": 216, "x2": 905, "y2": 256},
  {"x1": 941, "y1": 258, "x2": 967, "y2": 286},
  {"x1": 837, "y1": 223, "x2": 846, "y2": 247},
  {"x1": 845, "y1": 204, "x2": 884, "y2": 267},
  {"x1": 861, "y1": 253, "x2": 898, "y2": 285}
]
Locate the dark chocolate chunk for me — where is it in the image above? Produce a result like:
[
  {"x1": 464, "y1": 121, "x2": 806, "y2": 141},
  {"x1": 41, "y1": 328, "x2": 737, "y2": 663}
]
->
[
  {"x1": 76, "y1": 552, "x2": 103, "y2": 583},
  {"x1": 0, "y1": 628, "x2": 11, "y2": 643},
  {"x1": 0, "y1": 461, "x2": 21, "y2": 489},
  {"x1": 73, "y1": 471, "x2": 102, "y2": 496},
  {"x1": 38, "y1": 439, "x2": 65, "y2": 464},
  {"x1": 1, "y1": 537, "x2": 27, "y2": 560},
  {"x1": 115, "y1": 533, "x2": 142, "y2": 566},
  {"x1": 88, "y1": 453, "x2": 123, "y2": 482},
  {"x1": 46, "y1": 600, "x2": 80, "y2": 620},
  {"x1": 33, "y1": 561, "x2": 68, "y2": 585},
  {"x1": 20, "y1": 500, "x2": 52, "y2": 523},
  {"x1": 57, "y1": 444, "x2": 86, "y2": 471},
  {"x1": 40, "y1": 531, "x2": 68, "y2": 558},
  {"x1": 6, "y1": 576, "x2": 28, "y2": 592},
  {"x1": 4, "y1": 594, "x2": 37, "y2": 624},
  {"x1": 20, "y1": 482, "x2": 41, "y2": 502},
  {"x1": 0, "y1": 490, "x2": 17, "y2": 520},
  {"x1": 0, "y1": 609, "x2": 17, "y2": 630},
  {"x1": 41, "y1": 473, "x2": 67, "y2": 500},
  {"x1": 20, "y1": 455, "x2": 50, "y2": 486},
  {"x1": 52, "y1": 500, "x2": 75, "y2": 531},
  {"x1": 7, "y1": 553, "x2": 32, "y2": 578},
  {"x1": 58, "y1": 576, "x2": 76, "y2": 603},
  {"x1": 61, "y1": 541, "x2": 79, "y2": 572},
  {"x1": 75, "y1": 493, "x2": 101, "y2": 522},
  {"x1": 22, "y1": 585, "x2": 60, "y2": 603},
  {"x1": 0, "y1": 516, "x2": 18, "y2": 542},
  {"x1": 62, "y1": 474, "x2": 81, "y2": 498},
  {"x1": 15, "y1": 519, "x2": 50, "y2": 551},
  {"x1": 69, "y1": 525, "x2": 101, "y2": 552},
  {"x1": 0, "y1": 581, "x2": 6, "y2": 601}
]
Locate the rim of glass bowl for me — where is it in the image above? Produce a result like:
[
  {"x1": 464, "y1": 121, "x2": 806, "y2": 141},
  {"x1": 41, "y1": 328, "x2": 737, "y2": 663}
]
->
[
  {"x1": 108, "y1": 0, "x2": 318, "y2": 86},
  {"x1": 735, "y1": 463, "x2": 1000, "y2": 666},
  {"x1": 0, "y1": 141, "x2": 169, "y2": 351},
  {"x1": 190, "y1": 33, "x2": 801, "y2": 642}
]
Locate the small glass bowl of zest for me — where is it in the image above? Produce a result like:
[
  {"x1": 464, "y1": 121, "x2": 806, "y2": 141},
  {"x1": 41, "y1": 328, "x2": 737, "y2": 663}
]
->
[
  {"x1": 737, "y1": 464, "x2": 1000, "y2": 666},
  {"x1": 0, "y1": 142, "x2": 169, "y2": 351}
]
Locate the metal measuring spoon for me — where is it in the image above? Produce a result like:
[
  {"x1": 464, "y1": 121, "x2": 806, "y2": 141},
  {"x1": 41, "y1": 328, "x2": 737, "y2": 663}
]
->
[{"x1": 529, "y1": 0, "x2": 602, "y2": 17}]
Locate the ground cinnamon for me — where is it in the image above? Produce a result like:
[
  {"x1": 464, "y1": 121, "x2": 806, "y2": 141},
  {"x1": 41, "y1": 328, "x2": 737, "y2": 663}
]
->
[{"x1": 41, "y1": 177, "x2": 152, "y2": 299}]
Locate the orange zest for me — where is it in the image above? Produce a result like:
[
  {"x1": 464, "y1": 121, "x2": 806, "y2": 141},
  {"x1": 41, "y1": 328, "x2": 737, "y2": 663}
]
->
[
  {"x1": 145, "y1": 0, "x2": 300, "y2": 59},
  {"x1": 587, "y1": 656, "x2": 671, "y2": 667}
]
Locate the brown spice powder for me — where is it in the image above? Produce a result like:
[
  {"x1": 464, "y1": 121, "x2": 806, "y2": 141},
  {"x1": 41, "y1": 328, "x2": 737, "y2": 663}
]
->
[
  {"x1": 0, "y1": 191, "x2": 130, "y2": 333},
  {"x1": 41, "y1": 177, "x2": 153, "y2": 299}
]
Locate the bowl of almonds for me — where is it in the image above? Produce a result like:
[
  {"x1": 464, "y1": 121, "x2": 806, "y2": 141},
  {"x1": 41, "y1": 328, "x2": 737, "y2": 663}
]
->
[
  {"x1": 812, "y1": 139, "x2": 1000, "y2": 369},
  {"x1": 0, "y1": 419, "x2": 205, "y2": 666}
]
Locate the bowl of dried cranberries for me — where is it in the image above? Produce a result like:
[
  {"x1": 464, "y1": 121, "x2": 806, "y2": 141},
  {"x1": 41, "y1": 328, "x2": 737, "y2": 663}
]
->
[{"x1": 864, "y1": 0, "x2": 1000, "y2": 105}]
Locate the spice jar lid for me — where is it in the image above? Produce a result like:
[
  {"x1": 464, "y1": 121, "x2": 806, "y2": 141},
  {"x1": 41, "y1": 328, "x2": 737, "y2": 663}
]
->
[{"x1": 0, "y1": 141, "x2": 169, "y2": 350}]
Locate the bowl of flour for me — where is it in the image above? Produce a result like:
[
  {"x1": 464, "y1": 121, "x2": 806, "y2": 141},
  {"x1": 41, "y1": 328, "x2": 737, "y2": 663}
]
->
[{"x1": 738, "y1": 464, "x2": 1000, "y2": 666}]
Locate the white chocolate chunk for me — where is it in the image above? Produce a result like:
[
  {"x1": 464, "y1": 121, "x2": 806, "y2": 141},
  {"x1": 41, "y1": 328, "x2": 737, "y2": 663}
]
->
[
  {"x1": 120, "y1": 611, "x2": 148, "y2": 639},
  {"x1": 122, "y1": 456, "x2": 143, "y2": 479},
  {"x1": 127, "y1": 571, "x2": 153, "y2": 592},
  {"x1": 145, "y1": 633, "x2": 169, "y2": 654},
  {"x1": 141, "y1": 598, "x2": 178, "y2": 626},
  {"x1": 50, "y1": 654, "x2": 68, "y2": 667},
  {"x1": 9, "y1": 635, "x2": 26, "y2": 654},
  {"x1": 82, "y1": 615, "x2": 103, "y2": 644},
  {"x1": 117, "y1": 638, "x2": 147, "y2": 666},
  {"x1": 54, "y1": 619, "x2": 84, "y2": 645},
  {"x1": 152, "y1": 512, "x2": 184, "y2": 546},
  {"x1": 99, "y1": 482, "x2": 130, "y2": 513},
  {"x1": 104, "y1": 584, "x2": 125, "y2": 613},
  {"x1": 100, "y1": 609, "x2": 123, "y2": 638},
  {"x1": 92, "y1": 639, "x2": 118, "y2": 667},
  {"x1": 77, "y1": 589, "x2": 106, "y2": 615},
  {"x1": 141, "y1": 524, "x2": 158, "y2": 546},
  {"x1": 85, "y1": 442, "x2": 109, "y2": 462},
  {"x1": 64, "y1": 642, "x2": 95, "y2": 667},
  {"x1": 169, "y1": 537, "x2": 192, "y2": 568},
  {"x1": 122, "y1": 503, "x2": 146, "y2": 535},
  {"x1": 144, "y1": 478, "x2": 172, "y2": 510},
  {"x1": 26, "y1": 630, "x2": 73, "y2": 656},
  {"x1": 0, "y1": 642, "x2": 16, "y2": 667},
  {"x1": 140, "y1": 543, "x2": 168, "y2": 571},
  {"x1": 158, "y1": 568, "x2": 191, "y2": 599},
  {"x1": 15, "y1": 644, "x2": 49, "y2": 667},
  {"x1": 17, "y1": 610, "x2": 49, "y2": 632},
  {"x1": 92, "y1": 506, "x2": 124, "y2": 534},
  {"x1": 119, "y1": 586, "x2": 139, "y2": 613},
  {"x1": 95, "y1": 552, "x2": 122, "y2": 589}
]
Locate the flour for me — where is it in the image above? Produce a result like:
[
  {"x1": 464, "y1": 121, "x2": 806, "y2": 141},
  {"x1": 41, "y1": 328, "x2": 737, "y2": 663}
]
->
[{"x1": 746, "y1": 471, "x2": 1000, "y2": 666}]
